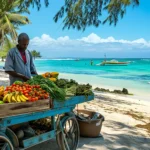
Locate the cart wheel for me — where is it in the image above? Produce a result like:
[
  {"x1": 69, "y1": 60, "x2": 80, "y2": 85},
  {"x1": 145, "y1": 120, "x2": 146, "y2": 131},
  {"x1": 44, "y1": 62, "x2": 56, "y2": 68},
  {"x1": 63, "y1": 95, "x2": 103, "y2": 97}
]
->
[
  {"x1": 0, "y1": 135, "x2": 14, "y2": 150},
  {"x1": 56, "y1": 116, "x2": 79, "y2": 150}
]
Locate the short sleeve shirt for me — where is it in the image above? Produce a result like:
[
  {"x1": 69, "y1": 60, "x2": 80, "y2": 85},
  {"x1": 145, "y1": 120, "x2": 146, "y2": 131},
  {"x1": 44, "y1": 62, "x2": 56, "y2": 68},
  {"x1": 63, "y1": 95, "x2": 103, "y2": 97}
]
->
[{"x1": 5, "y1": 47, "x2": 36, "y2": 85}]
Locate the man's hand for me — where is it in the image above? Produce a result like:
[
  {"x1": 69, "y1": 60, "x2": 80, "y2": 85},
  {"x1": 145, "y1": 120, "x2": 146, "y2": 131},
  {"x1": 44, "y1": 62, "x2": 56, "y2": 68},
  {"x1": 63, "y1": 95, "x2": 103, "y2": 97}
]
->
[
  {"x1": 22, "y1": 76, "x2": 30, "y2": 82},
  {"x1": 5, "y1": 71, "x2": 30, "y2": 81}
]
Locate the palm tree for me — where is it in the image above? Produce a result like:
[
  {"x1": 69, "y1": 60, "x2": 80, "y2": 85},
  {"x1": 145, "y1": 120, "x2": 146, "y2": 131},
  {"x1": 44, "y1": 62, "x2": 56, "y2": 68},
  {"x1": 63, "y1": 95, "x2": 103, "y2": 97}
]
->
[
  {"x1": 0, "y1": 0, "x2": 30, "y2": 45},
  {"x1": 0, "y1": 39, "x2": 15, "y2": 61},
  {"x1": 31, "y1": 50, "x2": 41, "y2": 60}
]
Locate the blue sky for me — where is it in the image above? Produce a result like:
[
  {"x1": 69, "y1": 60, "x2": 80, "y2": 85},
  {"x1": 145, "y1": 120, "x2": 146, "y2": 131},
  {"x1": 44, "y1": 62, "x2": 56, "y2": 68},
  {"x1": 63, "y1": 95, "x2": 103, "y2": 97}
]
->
[{"x1": 19, "y1": 0, "x2": 150, "y2": 58}]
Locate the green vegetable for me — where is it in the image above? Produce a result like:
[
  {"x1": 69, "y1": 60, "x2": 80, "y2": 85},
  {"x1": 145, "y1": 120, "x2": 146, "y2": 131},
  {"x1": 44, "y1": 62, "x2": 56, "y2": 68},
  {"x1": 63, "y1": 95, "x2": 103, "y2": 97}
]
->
[
  {"x1": 27, "y1": 75, "x2": 66, "y2": 101},
  {"x1": 0, "y1": 101, "x2": 4, "y2": 104},
  {"x1": 14, "y1": 81, "x2": 22, "y2": 85},
  {"x1": 55, "y1": 79, "x2": 78, "y2": 88}
]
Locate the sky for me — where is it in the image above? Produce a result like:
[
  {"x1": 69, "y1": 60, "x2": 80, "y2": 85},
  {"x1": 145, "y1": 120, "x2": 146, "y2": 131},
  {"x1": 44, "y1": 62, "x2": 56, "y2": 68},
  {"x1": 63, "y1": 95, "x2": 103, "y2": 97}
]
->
[{"x1": 19, "y1": 0, "x2": 150, "y2": 58}]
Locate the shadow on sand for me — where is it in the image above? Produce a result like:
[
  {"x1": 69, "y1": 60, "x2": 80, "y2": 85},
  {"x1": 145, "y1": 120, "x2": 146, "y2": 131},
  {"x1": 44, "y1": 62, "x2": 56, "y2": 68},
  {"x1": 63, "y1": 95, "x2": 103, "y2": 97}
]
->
[{"x1": 28, "y1": 120, "x2": 150, "y2": 150}]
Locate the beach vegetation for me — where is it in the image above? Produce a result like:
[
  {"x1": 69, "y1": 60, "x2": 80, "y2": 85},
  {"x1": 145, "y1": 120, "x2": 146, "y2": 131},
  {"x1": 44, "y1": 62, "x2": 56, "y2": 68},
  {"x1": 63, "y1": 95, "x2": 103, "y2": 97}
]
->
[
  {"x1": 0, "y1": 0, "x2": 30, "y2": 44},
  {"x1": 0, "y1": 39, "x2": 15, "y2": 61},
  {"x1": 30, "y1": 50, "x2": 41, "y2": 59},
  {"x1": 94, "y1": 87, "x2": 132, "y2": 95}
]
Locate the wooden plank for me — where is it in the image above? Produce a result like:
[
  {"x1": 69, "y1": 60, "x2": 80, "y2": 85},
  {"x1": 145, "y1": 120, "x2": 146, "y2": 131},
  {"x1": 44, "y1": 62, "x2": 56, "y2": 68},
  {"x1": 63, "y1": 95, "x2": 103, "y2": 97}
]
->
[
  {"x1": 0, "y1": 99, "x2": 50, "y2": 118},
  {"x1": 22, "y1": 130, "x2": 55, "y2": 148}
]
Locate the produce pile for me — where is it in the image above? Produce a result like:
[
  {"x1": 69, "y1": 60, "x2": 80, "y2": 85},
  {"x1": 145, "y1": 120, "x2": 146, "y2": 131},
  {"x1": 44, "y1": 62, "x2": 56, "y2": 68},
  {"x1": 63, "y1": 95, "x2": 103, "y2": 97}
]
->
[
  {"x1": 0, "y1": 86, "x2": 4, "y2": 99},
  {"x1": 55, "y1": 79, "x2": 93, "y2": 97},
  {"x1": 30, "y1": 118, "x2": 51, "y2": 135},
  {"x1": 42, "y1": 72, "x2": 59, "y2": 82},
  {"x1": 2, "y1": 82, "x2": 49, "y2": 103},
  {"x1": 27, "y1": 75, "x2": 66, "y2": 101},
  {"x1": 0, "y1": 72, "x2": 93, "y2": 104}
]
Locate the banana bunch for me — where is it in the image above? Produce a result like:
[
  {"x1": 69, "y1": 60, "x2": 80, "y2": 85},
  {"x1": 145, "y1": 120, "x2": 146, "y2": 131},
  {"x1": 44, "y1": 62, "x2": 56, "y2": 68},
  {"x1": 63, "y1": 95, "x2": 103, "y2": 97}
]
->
[
  {"x1": 0, "y1": 86, "x2": 4, "y2": 96},
  {"x1": 3, "y1": 92, "x2": 28, "y2": 103}
]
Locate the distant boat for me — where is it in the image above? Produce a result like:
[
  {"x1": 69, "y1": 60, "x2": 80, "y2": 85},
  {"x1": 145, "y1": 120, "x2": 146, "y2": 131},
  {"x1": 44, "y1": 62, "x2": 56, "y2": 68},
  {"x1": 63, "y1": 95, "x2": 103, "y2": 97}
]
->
[
  {"x1": 75, "y1": 59, "x2": 80, "y2": 61},
  {"x1": 100, "y1": 59, "x2": 129, "y2": 66}
]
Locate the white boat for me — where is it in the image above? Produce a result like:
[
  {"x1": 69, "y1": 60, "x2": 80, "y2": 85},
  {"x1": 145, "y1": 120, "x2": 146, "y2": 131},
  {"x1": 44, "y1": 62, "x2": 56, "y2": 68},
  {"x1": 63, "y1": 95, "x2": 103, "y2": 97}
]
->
[{"x1": 100, "y1": 59, "x2": 129, "y2": 66}]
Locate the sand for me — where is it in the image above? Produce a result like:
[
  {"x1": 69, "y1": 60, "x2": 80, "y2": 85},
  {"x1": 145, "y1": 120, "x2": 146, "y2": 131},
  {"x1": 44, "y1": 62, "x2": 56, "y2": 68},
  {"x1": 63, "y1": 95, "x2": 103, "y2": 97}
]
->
[{"x1": 0, "y1": 71, "x2": 149, "y2": 150}]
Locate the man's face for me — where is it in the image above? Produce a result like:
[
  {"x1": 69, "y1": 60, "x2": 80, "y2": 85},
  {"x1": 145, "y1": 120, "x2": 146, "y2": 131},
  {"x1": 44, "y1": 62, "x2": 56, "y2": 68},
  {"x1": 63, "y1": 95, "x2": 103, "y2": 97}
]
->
[{"x1": 18, "y1": 39, "x2": 29, "y2": 51}]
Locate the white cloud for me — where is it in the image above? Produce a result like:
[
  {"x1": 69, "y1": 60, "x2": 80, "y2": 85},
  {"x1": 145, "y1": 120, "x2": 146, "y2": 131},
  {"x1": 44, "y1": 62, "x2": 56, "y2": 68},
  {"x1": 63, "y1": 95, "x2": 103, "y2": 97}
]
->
[
  {"x1": 80, "y1": 33, "x2": 150, "y2": 47},
  {"x1": 29, "y1": 33, "x2": 150, "y2": 57}
]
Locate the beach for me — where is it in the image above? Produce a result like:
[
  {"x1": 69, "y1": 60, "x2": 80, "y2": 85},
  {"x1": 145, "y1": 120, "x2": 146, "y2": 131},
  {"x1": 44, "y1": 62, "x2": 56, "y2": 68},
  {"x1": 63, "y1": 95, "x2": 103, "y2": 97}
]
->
[
  {"x1": 27, "y1": 92, "x2": 150, "y2": 150},
  {"x1": 0, "y1": 70, "x2": 150, "y2": 150}
]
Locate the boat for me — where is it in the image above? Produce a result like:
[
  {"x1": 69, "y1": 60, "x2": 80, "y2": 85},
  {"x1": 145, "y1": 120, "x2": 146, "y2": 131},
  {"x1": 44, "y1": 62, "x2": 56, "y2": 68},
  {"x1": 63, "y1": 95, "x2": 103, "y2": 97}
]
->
[
  {"x1": 75, "y1": 59, "x2": 80, "y2": 61},
  {"x1": 100, "y1": 59, "x2": 129, "y2": 66},
  {"x1": 96, "y1": 54, "x2": 129, "y2": 66}
]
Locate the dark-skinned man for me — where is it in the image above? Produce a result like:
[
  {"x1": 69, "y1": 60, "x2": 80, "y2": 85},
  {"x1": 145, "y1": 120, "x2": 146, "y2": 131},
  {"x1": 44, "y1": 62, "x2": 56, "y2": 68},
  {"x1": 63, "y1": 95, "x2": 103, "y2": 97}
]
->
[
  {"x1": 5, "y1": 33, "x2": 37, "y2": 85},
  {"x1": 4, "y1": 33, "x2": 37, "y2": 136}
]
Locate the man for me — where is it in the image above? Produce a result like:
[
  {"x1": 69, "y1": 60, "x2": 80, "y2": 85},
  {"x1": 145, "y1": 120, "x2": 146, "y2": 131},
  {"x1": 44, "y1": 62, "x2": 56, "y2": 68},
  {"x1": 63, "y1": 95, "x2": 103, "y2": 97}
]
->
[{"x1": 5, "y1": 33, "x2": 37, "y2": 85}]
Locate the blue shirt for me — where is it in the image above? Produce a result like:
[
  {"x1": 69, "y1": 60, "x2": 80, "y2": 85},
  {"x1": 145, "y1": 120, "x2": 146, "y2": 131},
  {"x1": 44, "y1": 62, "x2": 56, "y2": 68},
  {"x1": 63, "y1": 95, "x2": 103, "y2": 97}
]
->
[{"x1": 5, "y1": 47, "x2": 36, "y2": 85}]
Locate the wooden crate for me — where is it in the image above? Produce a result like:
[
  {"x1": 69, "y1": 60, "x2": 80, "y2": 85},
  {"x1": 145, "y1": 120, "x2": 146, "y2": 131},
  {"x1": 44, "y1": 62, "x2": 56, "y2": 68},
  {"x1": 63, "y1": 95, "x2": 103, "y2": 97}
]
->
[{"x1": 0, "y1": 99, "x2": 50, "y2": 118}]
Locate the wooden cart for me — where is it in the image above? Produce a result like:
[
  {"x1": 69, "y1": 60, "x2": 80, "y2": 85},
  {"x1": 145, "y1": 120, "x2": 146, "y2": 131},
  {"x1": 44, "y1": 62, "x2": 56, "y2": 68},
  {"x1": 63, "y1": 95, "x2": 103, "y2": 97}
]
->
[{"x1": 0, "y1": 95, "x2": 94, "y2": 150}]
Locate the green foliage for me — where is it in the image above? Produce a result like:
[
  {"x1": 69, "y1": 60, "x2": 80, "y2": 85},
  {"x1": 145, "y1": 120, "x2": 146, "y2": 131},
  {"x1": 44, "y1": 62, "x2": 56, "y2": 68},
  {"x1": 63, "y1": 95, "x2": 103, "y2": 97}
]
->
[
  {"x1": 53, "y1": 0, "x2": 139, "y2": 30},
  {"x1": 0, "y1": 0, "x2": 30, "y2": 44},
  {"x1": 30, "y1": 50, "x2": 41, "y2": 59},
  {"x1": 0, "y1": 38, "x2": 15, "y2": 59},
  {"x1": 1, "y1": 0, "x2": 139, "y2": 32}
]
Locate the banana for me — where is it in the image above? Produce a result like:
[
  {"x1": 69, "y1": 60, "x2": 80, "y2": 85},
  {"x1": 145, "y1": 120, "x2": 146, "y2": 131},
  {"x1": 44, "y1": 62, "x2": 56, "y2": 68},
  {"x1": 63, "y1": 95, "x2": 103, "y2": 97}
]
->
[
  {"x1": 14, "y1": 92, "x2": 20, "y2": 102},
  {"x1": 20, "y1": 94, "x2": 28, "y2": 101},
  {"x1": 3, "y1": 94, "x2": 9, "y2": 102},
  {"x1": 19, "y1": 95, "x2": 26, "y2": 102},
  {"x1": 11, "y1": 95, "x2": 17, "y2": 102},
  {"x1": 16, "y1": 95, "x2": 21, "y2": 102},
  {"x1": 7, "y1": 93, "x2": 13, "y2": 103}
]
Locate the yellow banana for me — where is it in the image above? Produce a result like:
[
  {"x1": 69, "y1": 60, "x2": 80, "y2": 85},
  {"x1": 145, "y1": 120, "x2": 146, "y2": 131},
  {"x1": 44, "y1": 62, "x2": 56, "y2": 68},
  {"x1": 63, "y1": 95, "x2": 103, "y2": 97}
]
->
[
  {"x1": 19, "y1": 95, "x2": 26, "y2": 102},
  {"x1": 20, "y1": 94, "x2": 28, "y2": 101},
  {"x1": 15, "y1": 92, "x2": 20, "y2": 102},
  {"x1": 7, "y1": 93, "x2": 13, "y2": 103},
  {"x1": 11, "y1": 95, "x2": 17, "y2": 102},
  {"x1": 16, "y1": 95, "x2": 21, "y2": 102},
  {"x1": 3, "y1": 94, "x2": 9, "y2": 102}
]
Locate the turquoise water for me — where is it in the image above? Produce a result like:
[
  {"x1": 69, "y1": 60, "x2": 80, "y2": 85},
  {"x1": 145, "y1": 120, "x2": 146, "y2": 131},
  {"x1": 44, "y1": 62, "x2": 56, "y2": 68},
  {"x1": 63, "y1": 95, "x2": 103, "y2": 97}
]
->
[
  {"x1": 34, "y1": 58, "x2": 150, "y2": 84},
  {"x1": 1, "y1": 58, "x2": 150, "y2": 97},
  {"x1": 34, "y1": 58, "x2": 150, "y2": 97}
]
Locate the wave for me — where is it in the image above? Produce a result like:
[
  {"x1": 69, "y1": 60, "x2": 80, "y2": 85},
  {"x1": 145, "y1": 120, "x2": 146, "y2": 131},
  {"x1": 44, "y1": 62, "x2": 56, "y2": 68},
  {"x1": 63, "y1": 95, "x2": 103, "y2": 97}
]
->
[
  {"x1": 141, "y1": 59, "x2": 150, "y2": 61},
  {"x1": 35, "y1": 58, "x2": 77, "y2": 61},
  {"x1": 35, "y1": 58, "x2": 50, "y2": 61},
  {"x1": 49, "y1": 58, "x2": 76, "y2": 61},
  {"x1": 127, "y1": 61, "x2": 135, "y2": 63}
]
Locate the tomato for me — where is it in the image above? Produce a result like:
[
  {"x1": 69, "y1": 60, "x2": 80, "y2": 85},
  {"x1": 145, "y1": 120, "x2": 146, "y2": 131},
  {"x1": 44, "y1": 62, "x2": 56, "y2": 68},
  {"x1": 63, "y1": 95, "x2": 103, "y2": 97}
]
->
[
  {"x1": 25, "y1": 93, "x2": 29, "y2": 97},
  {"x1": 35, "y1": 97, "x2": 38, "y2": 101},
  {"x1": 31, "y1": 98, "x2": 35, "y2": 101}
]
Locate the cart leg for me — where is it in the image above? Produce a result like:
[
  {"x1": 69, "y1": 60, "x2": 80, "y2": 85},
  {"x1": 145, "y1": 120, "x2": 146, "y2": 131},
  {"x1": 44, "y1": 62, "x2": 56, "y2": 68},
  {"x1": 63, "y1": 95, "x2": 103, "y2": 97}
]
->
[{"x1": 51, "y1": 116, "x2": 55, "y2": 130}]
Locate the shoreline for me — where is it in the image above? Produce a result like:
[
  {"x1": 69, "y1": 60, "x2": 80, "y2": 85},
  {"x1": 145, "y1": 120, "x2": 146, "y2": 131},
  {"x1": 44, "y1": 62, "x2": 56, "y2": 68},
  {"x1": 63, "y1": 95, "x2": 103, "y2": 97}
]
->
[{"x1": 0, "y1": 70, "x2": 149, "y2": 101}]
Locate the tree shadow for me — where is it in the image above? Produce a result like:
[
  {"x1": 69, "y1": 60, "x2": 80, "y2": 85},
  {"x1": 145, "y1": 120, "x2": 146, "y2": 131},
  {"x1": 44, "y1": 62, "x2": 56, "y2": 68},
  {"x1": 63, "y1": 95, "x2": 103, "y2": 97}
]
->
[
  {"x1": 77, "y1": 120, "x2": 150, "y2": 150},
  {"x1": 94, "y1": 93, "x2": 142, "y2": 106}
]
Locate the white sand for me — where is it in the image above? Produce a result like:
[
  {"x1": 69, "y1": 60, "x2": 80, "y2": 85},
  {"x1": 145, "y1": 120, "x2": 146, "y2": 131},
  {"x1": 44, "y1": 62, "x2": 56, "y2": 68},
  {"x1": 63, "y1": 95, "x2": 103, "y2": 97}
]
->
[{"x1": 76, "y1": 92, "x2": 150, "y2": 150}]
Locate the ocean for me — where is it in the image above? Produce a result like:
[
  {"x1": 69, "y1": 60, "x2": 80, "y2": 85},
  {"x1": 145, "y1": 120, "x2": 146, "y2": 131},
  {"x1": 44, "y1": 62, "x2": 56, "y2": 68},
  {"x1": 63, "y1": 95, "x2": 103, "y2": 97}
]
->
[{"x1": 0, "y1": 58, "x2": 150, "y2": 98}]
